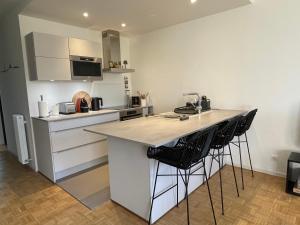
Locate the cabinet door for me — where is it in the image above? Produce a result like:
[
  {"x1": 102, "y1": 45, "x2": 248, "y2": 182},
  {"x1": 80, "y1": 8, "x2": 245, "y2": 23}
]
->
[
  {"x1": 35, "y1": 57, "x2": 71, "y2": 81},
  {"x1": 69, "y1": 38, "x2": 101, "y2": 58},
  {"x1": 32, "y1": 32, "x2": 69, "y2": 59}
]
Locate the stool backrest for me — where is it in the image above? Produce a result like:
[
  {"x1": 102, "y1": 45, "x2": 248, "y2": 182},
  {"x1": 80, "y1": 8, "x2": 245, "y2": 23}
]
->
[
  {"x1": 211, "y1": 116, "x2": 241, "y2": 148},
  {"x1": 179, "y1": 125, "x2": 217, "y2": 168},
  {"x1": 235, "y1": 109, "x2": 258, "y2": 136}
]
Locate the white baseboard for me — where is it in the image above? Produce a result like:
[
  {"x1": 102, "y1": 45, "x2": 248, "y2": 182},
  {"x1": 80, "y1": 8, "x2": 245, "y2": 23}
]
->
[{"x1": 228, "y1": 162, "x2": 286, "y2": 178}]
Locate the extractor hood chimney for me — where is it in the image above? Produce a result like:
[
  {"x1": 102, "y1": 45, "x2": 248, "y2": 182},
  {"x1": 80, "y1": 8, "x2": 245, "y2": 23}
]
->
[{"x1": 102, "y1": 30, "x2": 135, "y2": 73}]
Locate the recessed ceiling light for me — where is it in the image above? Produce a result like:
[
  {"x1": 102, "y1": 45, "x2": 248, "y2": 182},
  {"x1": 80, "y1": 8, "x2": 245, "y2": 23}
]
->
[
  {"x1": 121, "y1": 23, "x2": 126, "y2": 27},
  {"x1": 83, "y1": 12, "x2": 89, "y2": 18},
  {"x1": 190, "y1": 0, "x2": 197, "y2": 4}
]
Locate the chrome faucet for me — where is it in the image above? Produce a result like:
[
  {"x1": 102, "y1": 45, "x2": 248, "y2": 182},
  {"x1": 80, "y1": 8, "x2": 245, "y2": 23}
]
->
[{"x1": 183, "y1": 92, "x2": 201, "y2": 107}]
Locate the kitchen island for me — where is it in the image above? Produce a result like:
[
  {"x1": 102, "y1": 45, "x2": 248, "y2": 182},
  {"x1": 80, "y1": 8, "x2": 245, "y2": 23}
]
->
[{"x1": 85, "y1": 109, "x2": 246, "y2": 223}]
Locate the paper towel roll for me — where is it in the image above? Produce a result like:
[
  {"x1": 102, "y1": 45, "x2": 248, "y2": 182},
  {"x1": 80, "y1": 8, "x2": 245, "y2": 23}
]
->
[{"x1": 38, "y1": 101, "x2": 49, "y2": 118}]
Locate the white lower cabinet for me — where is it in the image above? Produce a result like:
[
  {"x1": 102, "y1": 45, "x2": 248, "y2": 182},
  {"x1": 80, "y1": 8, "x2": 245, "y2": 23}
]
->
[{"x1": 32, "y1": 112, "x2": 119, "y2": 182}]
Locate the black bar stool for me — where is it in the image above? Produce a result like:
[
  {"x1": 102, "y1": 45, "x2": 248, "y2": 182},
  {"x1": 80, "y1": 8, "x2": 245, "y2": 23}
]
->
[
  {"x1": 231, "y1": 109, "x2": 258, "y2": 190},
  {"x1": 208, "y1": 117, "x2": 241, "y2": 215},
  {"x1": 147, "y1": 125, "x2": 218, "y2": 225}
]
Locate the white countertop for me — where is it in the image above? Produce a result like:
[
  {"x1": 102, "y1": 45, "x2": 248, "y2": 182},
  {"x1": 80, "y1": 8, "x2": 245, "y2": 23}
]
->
[
  {"x1": 85, "y1": 109, "x2": 247, "y2": 147},
  {"x1": 32, "y1": 109, "x2": 119, "y2": 122},
  {"x1": 31, "y1": 105, "x2": 153, "y2": 122}
]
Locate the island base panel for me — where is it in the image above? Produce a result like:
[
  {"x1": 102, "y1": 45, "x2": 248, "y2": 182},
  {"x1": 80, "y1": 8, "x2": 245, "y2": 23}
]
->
[{"x1": 107, "y1": 137, "x2": 219, "y2": 223}]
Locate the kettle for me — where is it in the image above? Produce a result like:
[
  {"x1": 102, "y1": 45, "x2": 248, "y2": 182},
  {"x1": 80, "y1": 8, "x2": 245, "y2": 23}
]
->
[{"x1": 91, "y1": 97, "x2": 103, "y2": 111}]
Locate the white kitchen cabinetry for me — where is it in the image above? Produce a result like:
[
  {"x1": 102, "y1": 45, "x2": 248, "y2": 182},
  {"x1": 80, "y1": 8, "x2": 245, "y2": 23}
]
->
[
  {"x1": 35, "y1": 57, "x2": 71, "y2": 81},
  {"x1": 32, "y1": 112, "x2": 119, "y2": 182},
  {"x1": 69, "y1": 38, "x2": 101, "y2": 58},
  {"x1": 26, "y1": 32, "x2": 71, "y2": 81}
]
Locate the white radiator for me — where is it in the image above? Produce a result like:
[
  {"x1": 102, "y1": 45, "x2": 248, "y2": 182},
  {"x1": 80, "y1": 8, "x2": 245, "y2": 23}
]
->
[{"x1": 13, "y1": 114, "x2": 29, "y2": 164}]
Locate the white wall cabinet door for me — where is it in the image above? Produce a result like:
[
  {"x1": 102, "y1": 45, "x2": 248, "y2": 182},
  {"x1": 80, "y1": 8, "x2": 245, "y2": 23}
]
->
[
  {"x1": 26, "y1": 32, "x2": 71, "y2": 81},
  {"x1": 69, "y1": 38, "x2": 101, "y2": 58},
  {"x1": 35, "y1": 57, "x2": 71, "y2": 81},
  {"x1": 31, "y1": 32, "x2": 69, "y2": 59}
]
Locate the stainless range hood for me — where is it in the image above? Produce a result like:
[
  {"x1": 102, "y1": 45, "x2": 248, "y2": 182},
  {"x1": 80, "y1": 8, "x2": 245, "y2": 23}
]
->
[{"x1": 102, "y1": 30, "x2": 135, "y2": 73}]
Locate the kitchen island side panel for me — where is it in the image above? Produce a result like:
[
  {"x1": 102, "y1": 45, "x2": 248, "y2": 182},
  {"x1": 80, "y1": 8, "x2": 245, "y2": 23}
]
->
[
  {"x1": 107, "y1": 136, "x2": 221, "y2": 223},
  {"x1": 107, "y1": 137, "x2": 151, "y2": 220}
]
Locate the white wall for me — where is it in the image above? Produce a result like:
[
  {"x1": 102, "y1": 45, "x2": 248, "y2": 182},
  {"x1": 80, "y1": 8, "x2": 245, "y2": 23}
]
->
[
  {"x1": 0, "y1": 36, "x2": 4, "y2": 145},
  {"x1": 0, "y1": 1, "x2": 34, "y2": 166},
  {"x1": 130, "y1": 0, "x2": 300, "y2": 176},
  {"x1": 0, "y1": 106, "x2": 4, "y2": 145},
  {"x1": 19, "y1": 15, "x2": 132, "y2": 116}
]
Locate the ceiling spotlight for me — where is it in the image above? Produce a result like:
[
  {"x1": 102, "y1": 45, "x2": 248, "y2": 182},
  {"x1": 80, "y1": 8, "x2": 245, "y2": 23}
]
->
[
  {"x1": 83, "y1": 12, "x2": 89, "y2": 18},
  {"x1": 121, "y1": 23, "x2": 126, "y2": 27},
  {"x1": 190, "y1": 0, "x2": 197, "y2": 4}
]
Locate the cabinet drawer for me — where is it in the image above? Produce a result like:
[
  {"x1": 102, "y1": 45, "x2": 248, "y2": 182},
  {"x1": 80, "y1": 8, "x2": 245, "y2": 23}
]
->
[
  {"x1": 48, "y1": 112, "x2": 119, "y2": 132},
  {"x1": 53, "y1": 141, "x2": 107, "y2": 173},
  {"x1": 51, "y1": 125, "x2": 106, "y2": 152}
]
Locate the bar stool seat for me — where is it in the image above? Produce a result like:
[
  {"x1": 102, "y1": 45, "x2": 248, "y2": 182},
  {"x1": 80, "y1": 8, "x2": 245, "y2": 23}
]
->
[
  {"x1": 147, "y1": 125, "x2": 218, "y2": 225},
  {"x1": 148, "y1": 146, "x2": 192, "y2": 170},
  {"x1": 231, "y1": 109, "x2": 258, "y2": 190},
  {"x1": 208, "y1": 117, "x2": 241, "y2": 215}
]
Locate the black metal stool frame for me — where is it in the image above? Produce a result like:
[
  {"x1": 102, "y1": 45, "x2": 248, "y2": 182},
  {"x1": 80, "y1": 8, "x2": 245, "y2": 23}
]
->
[
  {"x1": 230, "y1": 132, "x2": 254, "y2": 190},
  {"x1": 230, "y1": 109, "x2": 257, "y2": 190},
  {"x1": 207, "y1": 118, "x2": 241, "y2": 215},
  {"x1": 148, "y1": 159, "x2": 217, "y2": 225}
]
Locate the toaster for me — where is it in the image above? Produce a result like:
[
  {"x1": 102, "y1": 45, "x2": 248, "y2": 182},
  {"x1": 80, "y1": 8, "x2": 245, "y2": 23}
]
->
[{"x1": 59, "y1": 102, "x2": 76, "y2": 114}]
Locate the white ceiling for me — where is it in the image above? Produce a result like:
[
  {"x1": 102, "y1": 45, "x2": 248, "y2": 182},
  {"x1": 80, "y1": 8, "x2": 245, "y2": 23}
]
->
[
  {"x1": 21, "y1": 0, "x2": 251, "y2": 36},
  {"x1": 0, "y1": 0, "x2": 23, "y2": 17}
]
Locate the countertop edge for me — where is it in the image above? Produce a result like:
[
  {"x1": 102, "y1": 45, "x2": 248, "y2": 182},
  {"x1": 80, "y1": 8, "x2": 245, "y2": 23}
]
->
[
  {"x1": 84, "y1": 109, "x2": 248, "y2": 147},
  {"x1": 31, "y1": 105, "x2": 153, "y2": 122}
]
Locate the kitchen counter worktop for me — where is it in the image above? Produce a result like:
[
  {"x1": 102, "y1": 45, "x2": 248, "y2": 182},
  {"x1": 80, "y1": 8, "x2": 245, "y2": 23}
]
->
[
  {"x1": 86, "y1": 109, "x2": 247, "y2": 223},
  {"x1": 32, "y1": 109, "x2": 119, "y2": 122},
  {"x1": 85, "y1": 109, "x2": 247, "y2": 147},
  {"x1": 31, "y1": 105, "x2": 153, "y2": 122}
]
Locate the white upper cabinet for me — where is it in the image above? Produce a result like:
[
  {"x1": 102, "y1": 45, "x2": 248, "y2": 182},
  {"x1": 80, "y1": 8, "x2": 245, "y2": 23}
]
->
[
  {"x1": 30, "y1": 32, "x2": 69, "y2": 59},
  {"x1": 69, "y1": 38, "x2": 101, "y2": 58},
  {"x1": 26, "y1": 32, "x2": 71, "y2": 81}
]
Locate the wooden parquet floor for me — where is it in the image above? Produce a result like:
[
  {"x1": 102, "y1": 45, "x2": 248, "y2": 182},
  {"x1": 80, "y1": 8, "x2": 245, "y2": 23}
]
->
[{"x1": 0, "y1": 151, "x2": 299, "y2": 225}]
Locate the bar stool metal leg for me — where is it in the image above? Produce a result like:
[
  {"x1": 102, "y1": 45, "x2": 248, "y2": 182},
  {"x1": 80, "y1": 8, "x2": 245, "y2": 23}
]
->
[
  {"x1": 217, "y1": 149, "x2": 224, "y2": 215},
  {"x1": 228, "y1": 144, "x2": 239, "y2": 197},
  {"x1": 204, "y1": 165, "x2": 217, "y2": 225},
  {"x1": 245, "y1": 132, "x2": 254, "y2": 177},
  {"x1": 176, "y1": 168, "x2": 179, "y2": 207},
  {"x1": 209, "y1": 149, "x2": 216, "y2": 178},
  {"x1": 238, "y1": 136, "x2": 245, "y2": 190},
  {"x1": 148, "y1": 161, "x2": 160, "y2": 225},
  {"x1": 184, "y1": 170, "x2": 190, "y2": 225}
]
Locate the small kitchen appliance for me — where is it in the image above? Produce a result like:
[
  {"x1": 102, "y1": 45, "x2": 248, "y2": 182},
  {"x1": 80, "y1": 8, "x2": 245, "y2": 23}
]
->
[
  {"x1": 131, "y1": 96, "x2": 140, "y2": 107},
  {"x1": 59, "y1": 102, "x2": 76, "y2": 114},
  {"x1": 70, "y1": 55, "x2": 103, "y2": 81},
  {"x1": 91, "y1": 97, "x2": 103, "y2": 111},
  {"x1": 200, "y1": 96, "x2": 211, "y2": 112},
  {"x1": 80, "y1": 98, "x2": 89, "y2": 113}
]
